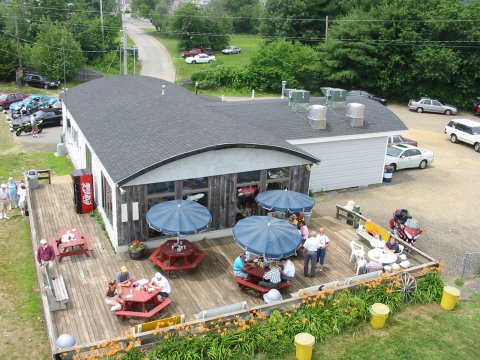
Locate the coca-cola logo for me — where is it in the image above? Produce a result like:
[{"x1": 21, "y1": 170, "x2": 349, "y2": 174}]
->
[{"x1": 81, "y1": 182, "x2": 92, "y2": 205}]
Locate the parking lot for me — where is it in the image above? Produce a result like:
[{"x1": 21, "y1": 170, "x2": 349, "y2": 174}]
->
[
  {"x1": 6, "y1": 103, "x2": 480, "y2": 293},
  {"x1": 317, "y1": 105, "x2": 480, "y2": 293}
]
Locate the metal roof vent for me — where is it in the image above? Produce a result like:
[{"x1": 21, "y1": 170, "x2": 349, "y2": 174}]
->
[
  {"x1": 346, "y1": 103, "x2": 365, "y2": 127},
  {"x1": 307, "y1": 105, "x2": 327, "y2": 129},
  {"x1": 321, "y1": 87, "x2": 347, "y2": 108},
  {"x1": 289, "y1": 90, "x2": 310, "y2": 112}
]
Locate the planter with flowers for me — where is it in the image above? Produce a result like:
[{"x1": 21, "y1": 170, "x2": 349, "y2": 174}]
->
[{"x1": 128, "y1": 240, "x2": 146, "y2": 260}]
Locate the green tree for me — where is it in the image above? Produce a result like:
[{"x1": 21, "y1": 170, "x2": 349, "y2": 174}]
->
[
  {"x1": 29, "y1": 21, "x2": 85, "y2": 80},
  {"x1": 0, "y1": 35, "x2": 17, "y2": 81},
  {"x1": 208, "y1": 0, "x2": 261, "y2": 34},
  {"x1": 131, "y1": 0, "x2": 157, "y2": 21},
  {"x1": 242, "y1": 40, "x2": 319, "y2": 92},
  {"x1": 152, "y1": 0, "x2": 173, "y2": 31},
  {"x1": 168, "y1": 3, "x2": 229, "y2": 51}
]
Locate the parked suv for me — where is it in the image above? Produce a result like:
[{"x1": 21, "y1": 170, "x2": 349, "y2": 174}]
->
[
  {"x1": 24, "y1": 74, "x2": 60, "y2": 89},
  {"x1": 444, "y1": 118, "x2": 480, "y2": 152}
]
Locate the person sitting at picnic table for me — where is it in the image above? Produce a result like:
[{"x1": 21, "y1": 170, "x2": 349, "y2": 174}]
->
[
  {"x1": 278, "y1": 258, "x2": 295, "y2": 281},
  {"x1": 104, "y1": 280, "x2": 124, "y2": 312},
  {"x1": 385, "y1": 237, "x2": 401, "y2": 254},
  {"x1": 149, "y1": 272, "x2": 171, "y2": 301},
  {"x1": 115, "y1": 266, "x2": 132, "y2": 286},
  {"x1": 258, "y1": 263, "x2": 281, "y2": 289},
  {"x1": 288, "y1": 214, "x2": 298, "y2": 227},
  {"x1": 233, "y1": 253, "x2": 248, "y2": 279}
]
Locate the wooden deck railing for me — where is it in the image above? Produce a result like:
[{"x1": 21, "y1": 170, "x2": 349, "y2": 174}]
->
[{"x1": 52, "y1": 260, "x2": 440, "y2": 358}]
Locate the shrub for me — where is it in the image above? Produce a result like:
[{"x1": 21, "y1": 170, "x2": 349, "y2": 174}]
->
[
  {"x1": 412, "y1": 272, "x2": 445, "y2": 304},
  {"x1": 191, "y1": 65, "x2": 240, "y2": 89}
]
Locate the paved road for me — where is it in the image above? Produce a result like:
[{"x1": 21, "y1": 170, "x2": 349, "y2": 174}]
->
[{"x1": 123, "y1": 15, "x2": 175, "y2": 82}]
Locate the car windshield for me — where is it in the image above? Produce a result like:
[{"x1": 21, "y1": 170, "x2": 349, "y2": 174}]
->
[
  {"x1": 386, "y1": 146, "x2": 402, "y2": 157},
  {"x1": 35, "y1": 111, "x2": 46, "y2": 118},
  {"x1": 471, "y1": 127, "x2": 480, "y2": 135},
  {"x1": 0, "y1": 94, "x2": 7, "y2": 101}
]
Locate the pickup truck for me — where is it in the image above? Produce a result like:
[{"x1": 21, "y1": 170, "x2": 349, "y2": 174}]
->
[{"x1": 182, "y1": 48, "x2": 214, "y2": 58}]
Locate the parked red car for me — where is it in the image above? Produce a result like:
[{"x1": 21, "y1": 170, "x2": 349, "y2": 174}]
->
[
  {"x1": 182, "y1": 47, "x2": 214, "y2": 58},
  {"x1": 0, "y1": 92, "x2": 31, "y2": 111},
  {"x1": 474, "y1": 97, "x2": 480, "y2": 116}
]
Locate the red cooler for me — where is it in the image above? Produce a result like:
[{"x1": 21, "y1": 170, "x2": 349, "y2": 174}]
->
[{"x1": 71, "y1": 169, "x2": 95, "y2": 214}]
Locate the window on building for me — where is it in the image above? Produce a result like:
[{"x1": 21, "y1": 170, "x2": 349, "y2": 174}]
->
[
  {"x1": 147, "y1": 196, "x2": 175, "y2": 238},
  {"x1": 147, "y1": 181, "x2": 175, "y2": 195},
  {"x1": 101, "y1": 173, "x2": 113, "y2": 226},
  {"x1": 236, "y1": 171, "x2": 261, "y2": 219},
  {"x1": 85, "y1": 146, "x2": 92, "y2": 172},
  {"x1": 183, "y1": 177, "x2": 208, "y2": 208},
  {"x1": 266, "y1": 167, "x2": 290, "y2": 190}
]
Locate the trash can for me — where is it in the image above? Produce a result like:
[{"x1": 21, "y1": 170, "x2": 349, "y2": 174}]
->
[
  {"x1": 302, "y1": 211, "x2": 312, "y2": 226},
  {"x1": 352, "y1": 204, "x2": 361, "y2": 229},
  {"x1": 294, "y1": 333, "x2": 315, "y2": 360},
  {"x1": 440, "y1": 286, "x2": 461, "y2": 311},
  {"x1": 27, "y1": 170, "x2": 39, "y2": 189},
  {"x1": 369, "y1": 303, "x2": 390, "y2": 329},
  {"x1": 383, "y1": 165, "x2": 394, "y2": 183}
]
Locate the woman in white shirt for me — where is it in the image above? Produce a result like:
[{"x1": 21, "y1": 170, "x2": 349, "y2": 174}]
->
[{"x1": 316, "y1": 227, "x2": 330, "y2": 271}]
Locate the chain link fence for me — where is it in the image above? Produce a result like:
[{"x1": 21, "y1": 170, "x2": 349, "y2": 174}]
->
[{"x1": 460, "y1": 251, "x2": 480, "y2": 279}]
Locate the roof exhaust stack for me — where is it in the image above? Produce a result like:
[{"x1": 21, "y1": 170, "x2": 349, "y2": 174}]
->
[
  {"x1": 307, "y1": 105, "x2": 327, "y2": 129},
  {"x1": 161, "y1": 84, "x2": 166, "y2": 96},
  {"x1": 281, "y1": 80, "x2": 287, "y2": 99},
  {"x1": 346, "y1": 103, "x2": 365, "y2": 127}
]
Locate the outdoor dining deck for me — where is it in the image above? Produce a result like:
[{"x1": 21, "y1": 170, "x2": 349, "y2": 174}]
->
[{"x1": 29, "y1": 181, "x2": 432, "y2": 351}]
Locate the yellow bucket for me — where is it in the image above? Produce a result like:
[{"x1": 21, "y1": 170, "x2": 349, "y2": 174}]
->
[
  {"x1": 369, "y1": 303, "x2": 390, "y2": 329},
  {"x1": 440, "y1": 285, "x2": 461, "y2": 311},
  {"x1": 294, "y1": 333, "x2": 315, "y2": 360}
]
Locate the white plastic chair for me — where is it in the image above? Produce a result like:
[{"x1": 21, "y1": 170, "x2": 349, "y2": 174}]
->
[
  {"x1": 356, "y1": 258, "x2": 367, "y2": 275},
  {"x1": 398, "y1": 244, "x2": 405, "y2": 255},
  {"x1": 349, "y1": 240, "x2": 365, "y2": 263}
]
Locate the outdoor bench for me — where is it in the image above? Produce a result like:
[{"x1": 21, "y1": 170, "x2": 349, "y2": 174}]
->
[
  {"x1": 357, "y1": 220, "x2": 391, "y2": 245},
  {"x1": 235, "y1": 277, "x2": 291, "y2": 298},
  {"x1": 40, "y1": 264, "x2": 69, "y2": 311},
  {"x1": 115, "y1": 298, "x2": 172, "y2": 320},
  {"x1": 343, "y1": 270, "x2": 383, "y2": 286},
  {"x1": 193, "y1": 301, "x2": 247, "y2": 321},
  {"x1": 131, "y1": 314, "x2": 185, "y2": 335}
]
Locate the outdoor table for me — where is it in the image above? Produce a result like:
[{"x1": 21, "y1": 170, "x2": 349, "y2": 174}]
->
[
  {"x1": 149, "y1": 239, "x2": 205, "y2": 275},
  {"x1": 243, "y1": 263, "x2": 269, "y2": 282},
  {"x1": 114, "y1": 281, "x2": 172, "y2": 320},
  {"x1": 367, "y1": 248, "x2": 397, "y2": 265},
  {"x1": 50, "y1": 228, "x2": 94, "y2": 262}
]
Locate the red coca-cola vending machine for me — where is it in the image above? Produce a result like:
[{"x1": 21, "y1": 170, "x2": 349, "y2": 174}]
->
[{"x1": 71, "y1": 169, "x2": 95, "y2": 214}]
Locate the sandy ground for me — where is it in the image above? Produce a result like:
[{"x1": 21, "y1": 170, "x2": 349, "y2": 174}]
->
[{"x1": 314, "y1": 105, "x2": 480, "y2": 297}]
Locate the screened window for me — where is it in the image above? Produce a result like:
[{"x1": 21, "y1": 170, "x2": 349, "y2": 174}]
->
[{"x1": 101, "y1": 173, "x2": 113, "y2": 226}]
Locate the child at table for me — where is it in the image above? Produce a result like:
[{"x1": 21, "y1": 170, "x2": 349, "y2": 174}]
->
[{"x1": 104, "y1": 280, "x2": 124, "y2": 312}]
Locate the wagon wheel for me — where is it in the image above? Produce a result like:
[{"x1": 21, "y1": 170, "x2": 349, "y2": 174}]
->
[{"x1": 395, "y1": 273, "x2": 417, "y2": 302}]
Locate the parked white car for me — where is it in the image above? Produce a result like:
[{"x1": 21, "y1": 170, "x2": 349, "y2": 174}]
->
[
  {"x1": 385, "y1": 144, "x2": 434, "y2": 170},
  {"x1": 444, "y1": 118, "x2": 480, "y2": 152},
  {"x1": 185, "y1": 54, "x2": 216, "y2": 64}
]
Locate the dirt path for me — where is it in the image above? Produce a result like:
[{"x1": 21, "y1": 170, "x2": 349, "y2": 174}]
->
[{"x1": 314, "y1": 105, "x2": 480, "y2": 295}]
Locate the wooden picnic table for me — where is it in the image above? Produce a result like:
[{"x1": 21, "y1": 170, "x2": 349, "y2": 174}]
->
[
  {"x1": 236, "y1": 263, "x2": 292, "y2": 297},
  {"x1": 50, "y1": 228, "x2": 94, "y2": 262},
  {"x1": 114, "y1": 282, "x2": 172, "y2": 320},
  {"x1": 243, "y1": 262, "x2": 269, "y2": 281},
  {"x1": 149, "y1": 239, "x2": 205, "y2": 275}
]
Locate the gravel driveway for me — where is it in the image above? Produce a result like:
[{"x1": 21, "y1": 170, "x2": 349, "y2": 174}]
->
[{"x1": 315, "y1": 104, "x2": 480, "y2": 296}]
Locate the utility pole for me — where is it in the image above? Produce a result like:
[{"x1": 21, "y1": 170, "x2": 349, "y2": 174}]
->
[
  {"x1": 99, "y1": 0, "x2": 105, "y2": 48},
  {"x1": 325, "y1": 16, "x2": 329, "y2": 42},
  {"x1": 14, "y1": 18, "x2": 22, "y2": 69},
  {"x1": 123, "y1": 26, "x2": 127, "y2": 75}
]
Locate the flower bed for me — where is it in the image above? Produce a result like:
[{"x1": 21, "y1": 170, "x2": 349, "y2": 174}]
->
[{"x1": 67, "y1": 267, "x2": 444, "y2": 360}]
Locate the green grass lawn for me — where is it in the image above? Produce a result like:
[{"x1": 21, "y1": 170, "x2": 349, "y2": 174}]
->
[
  {"x1": 149, "y1": 32, "x2": 264, "y2": 84},
  {"x1": 284, "y1": 294, "x2": 480, "y2": 360},
  {"x1": 0, "y1": 107, "x2": 73, "y2": 359}
]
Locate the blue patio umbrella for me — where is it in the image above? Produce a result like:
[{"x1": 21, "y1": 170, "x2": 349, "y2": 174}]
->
[
  {"x1": 232, "y1": 216, "x2": 302, "y2": 259},
  {"x1": 255, "y1": 189, "x2": 314, "y2": 213},
  {"x1": 146, "y1": 200, "x2": 212, "y2": 237}
]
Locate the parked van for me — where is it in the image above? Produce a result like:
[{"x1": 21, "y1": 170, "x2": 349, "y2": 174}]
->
[{"x1": 444, "y1": 118, "x2": 480, "y2": 152}]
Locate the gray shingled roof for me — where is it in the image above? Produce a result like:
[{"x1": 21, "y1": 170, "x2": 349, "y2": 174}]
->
[{"x1": 62, "y1": 76, "x2": 319, "y2": 185}]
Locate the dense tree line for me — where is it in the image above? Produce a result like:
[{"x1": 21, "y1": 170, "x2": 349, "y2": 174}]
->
[
  {"x1": 168, "y1": 0, "x2": 478, "y2": 108},
  {"x1": 0, "y1": 0, "x2": 121, "y2": 81}
]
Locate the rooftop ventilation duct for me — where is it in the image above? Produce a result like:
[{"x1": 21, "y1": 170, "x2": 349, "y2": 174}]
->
[
  {"x1": 289, "y1": 90, "x2": 310, "y2": 112},
  {"x1": 307, "y1": 105, "x2": 327, "y2": 129},
  {"x1": 346, "y1": 103, "x2": 365, "y2": 127},
  {"x1": 321, "y1": 87, "x2": 347, "y2": 108}
]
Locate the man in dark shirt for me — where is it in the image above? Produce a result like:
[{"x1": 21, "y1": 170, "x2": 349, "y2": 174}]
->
[
  {"x1": 385, "y1": 237, "x2": 401, "y2": 254},
  {"x1": 37, "y1": 239, "x2": 56, "y2": 278}
]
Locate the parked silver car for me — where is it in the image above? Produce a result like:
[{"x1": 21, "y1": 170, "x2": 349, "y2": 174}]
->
[
  {"x1": 408, "y1": 97, "x2": 457, "y2": 116},
  {"x1": 221, "y1": 46, "x2": 241, "y2": 55}
]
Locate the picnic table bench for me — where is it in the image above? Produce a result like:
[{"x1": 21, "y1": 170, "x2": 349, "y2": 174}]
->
[
  {"x1": 235, "y1": 277, "x2": 292, "y2": 298},
  {"x1": 194, "y1": 301, "x2": 247, "y2": 321},
  {"x1": 40, "y1": 264, "x2": 69, "y2": 311},
  {"x1": 357, "y1": 220, "x2": 391, "y2": 245},
  {"x1": 115, "y1": 298, "x2": 173, "y2": 320}
]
